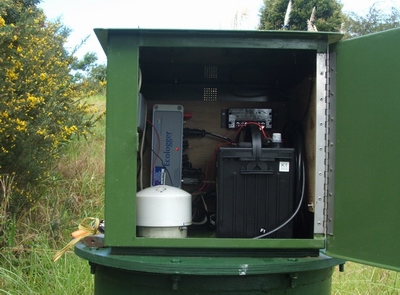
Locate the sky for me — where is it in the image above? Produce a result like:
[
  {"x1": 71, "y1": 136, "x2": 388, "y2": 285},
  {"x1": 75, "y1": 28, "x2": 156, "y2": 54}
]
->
[{"x1": 38, "y1": 0, "x2": 400, "y2": 64}]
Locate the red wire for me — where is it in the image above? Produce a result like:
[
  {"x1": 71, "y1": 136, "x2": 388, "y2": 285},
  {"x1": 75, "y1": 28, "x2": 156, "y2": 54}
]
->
[
  {"x1": 233, "y1": 122, "x2": 270, "y2": 141},
  {"x1": 199, "y1": 122, "x2": 271, "y2": 192},
  {"x1": 200, "y1": 122, "x2": 269, "y2": 191},
  {"x1": 146, "y1": 122, "x2": 269, "y2": 190}
]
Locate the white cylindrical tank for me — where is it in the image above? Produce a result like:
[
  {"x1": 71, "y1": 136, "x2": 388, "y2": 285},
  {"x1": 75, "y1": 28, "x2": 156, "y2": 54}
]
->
[{"x1": 136, "y1": 185, "x2": 192, "y2": 238}]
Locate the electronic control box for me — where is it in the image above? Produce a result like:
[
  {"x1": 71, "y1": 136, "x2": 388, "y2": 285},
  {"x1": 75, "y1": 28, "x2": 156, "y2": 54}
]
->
[
  {"x1": 151, "y1": 104, "x2": 184, "y2": 187},
  {"x1": 222, "y1": 108, "x2": 273, "y2": 129}
]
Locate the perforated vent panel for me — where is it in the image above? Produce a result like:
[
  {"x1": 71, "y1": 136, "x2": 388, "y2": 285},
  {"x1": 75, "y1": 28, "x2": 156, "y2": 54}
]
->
[
  {"x1": 204, "y1": 66, "x2": 218, "y2": 79},
  {"x1": 203, "y1": 87, "x2": 218, "y2": 101}
]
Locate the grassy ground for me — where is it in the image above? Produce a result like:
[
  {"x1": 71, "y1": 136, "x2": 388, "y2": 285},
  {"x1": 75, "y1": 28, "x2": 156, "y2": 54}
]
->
[
  {"x1": 0, "y1": 95, "x2": 105, "y2": 294},
  {"x1": 332, "y1": 263, "x2": 400, "y2": 294},
  {"x1": 0, "y1": 94, "x2": 398, "y2": 294}
]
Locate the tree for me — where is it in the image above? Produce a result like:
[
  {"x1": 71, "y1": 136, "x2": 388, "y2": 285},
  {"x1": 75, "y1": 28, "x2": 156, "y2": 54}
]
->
[
  {"x1": 72, "y1": 52, "x2": 107, "y2": 96},
  {"x1": 2, "y1": 0, "x2": 41, "y2": 24},
  {"x1": 0, "y1": 0, "x2": 99, "y2": 213},
  {"x1": 259, "y1": 0, "x2": 346, "y2": 32},
  {"x1": 343, "y1": 4, "x2": 400, "y2": 39}
]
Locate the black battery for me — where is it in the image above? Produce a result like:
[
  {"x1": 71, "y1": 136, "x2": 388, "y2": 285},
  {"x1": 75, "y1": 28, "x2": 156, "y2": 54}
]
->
[{"x1": 216, "y1": 133, "x2": 296, "y2": 238}]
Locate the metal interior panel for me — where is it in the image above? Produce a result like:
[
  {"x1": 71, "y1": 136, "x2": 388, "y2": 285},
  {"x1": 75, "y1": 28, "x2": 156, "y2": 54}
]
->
[
  {"x1": 326, "y1": 52, "x2": 337, "y2": 236},
  {"x1": 313, "y1": 53, "x2": 328, "y2": 234}
]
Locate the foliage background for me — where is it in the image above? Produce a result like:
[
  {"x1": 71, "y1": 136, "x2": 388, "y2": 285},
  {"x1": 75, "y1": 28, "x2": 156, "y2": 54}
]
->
[
  {"x1": 259, "y1": 0, "x2": 346, "y2": 31},
  {"x1": 344, "y1": 4, "x2": 400, "y2": 38},
  {"x1": 0, "y1": 0, "x2": 105, "y2": 246}
]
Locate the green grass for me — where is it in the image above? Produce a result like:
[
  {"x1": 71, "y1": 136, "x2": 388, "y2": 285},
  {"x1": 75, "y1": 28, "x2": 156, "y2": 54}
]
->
[
  {"x1": 1, "y1": 249, "x2": 92, "y2": 294},
  {"x1": 332, "y1": 263, "x2": 400, "y2": 294},
  {"x1": 0, "y1": 94, "x2": 398, "y2": 294},
  {"x1": 0, "y1": 95, "x2": 105, "y2": 294}
]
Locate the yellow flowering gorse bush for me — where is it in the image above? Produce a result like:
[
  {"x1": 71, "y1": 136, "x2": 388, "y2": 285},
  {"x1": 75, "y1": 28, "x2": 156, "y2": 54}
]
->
[{"x1": 0, "y1": 0, "x2": 100, "y2": 211}]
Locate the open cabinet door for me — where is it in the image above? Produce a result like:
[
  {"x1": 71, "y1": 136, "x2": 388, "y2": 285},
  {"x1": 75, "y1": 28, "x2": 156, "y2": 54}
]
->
[{"x1": 326, "y1": 28, "x2": 400, "y2": 271}]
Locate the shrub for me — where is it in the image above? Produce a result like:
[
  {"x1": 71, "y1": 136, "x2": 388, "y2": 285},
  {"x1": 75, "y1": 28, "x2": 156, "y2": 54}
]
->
[{"x1": 0, "y1": 0, "x2": 100, "y2": 217}]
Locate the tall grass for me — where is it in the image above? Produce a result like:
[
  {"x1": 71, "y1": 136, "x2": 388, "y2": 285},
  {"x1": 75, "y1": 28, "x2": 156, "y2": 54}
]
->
[
  {"x1": 0, "y1": 94, "x2": 398, "y2": 294},
  {"x1": 0, "y1": 95, "x2": 105, "y2": 294},
  {"x1": 1, "y1": 249, "x2": 92, "y2": 294}
]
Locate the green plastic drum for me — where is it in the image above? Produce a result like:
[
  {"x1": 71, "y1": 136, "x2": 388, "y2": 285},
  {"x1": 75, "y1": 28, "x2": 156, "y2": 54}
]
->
[{"x1": 75, "y1": 244, "x2": 342, "y2": 295}]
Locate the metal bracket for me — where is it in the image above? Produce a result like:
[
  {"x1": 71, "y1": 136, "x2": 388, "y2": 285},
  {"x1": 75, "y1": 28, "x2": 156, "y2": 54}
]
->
[
  {"x1": 289, "y1": 272, "x2": 298, "y2": 288},
  {"x1": 82, "y1": 234, "x2": 105, "y2": 248}
]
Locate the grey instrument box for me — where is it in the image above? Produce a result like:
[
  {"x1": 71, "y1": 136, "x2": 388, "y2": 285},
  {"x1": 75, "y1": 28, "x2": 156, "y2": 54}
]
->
[{"x1": 151, "y1": 104, "x2": 184, "y2": 188}]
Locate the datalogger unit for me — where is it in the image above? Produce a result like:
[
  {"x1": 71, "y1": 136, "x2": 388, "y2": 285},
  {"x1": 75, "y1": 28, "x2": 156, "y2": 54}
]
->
[{"x1": 151, "y1": 104, "x2": 184, "y2": 187}]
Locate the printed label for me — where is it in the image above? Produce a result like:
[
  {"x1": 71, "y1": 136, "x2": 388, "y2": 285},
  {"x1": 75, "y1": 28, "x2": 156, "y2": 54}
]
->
[
  {"x1": 152, "y1": 166, "x2": 165, "y2": 185},
  {"x1": 279, "y1": 161, "x2": 290, "y2": 172}
]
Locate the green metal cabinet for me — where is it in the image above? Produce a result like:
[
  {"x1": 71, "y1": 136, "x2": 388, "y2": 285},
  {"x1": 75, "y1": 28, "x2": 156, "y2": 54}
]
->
[
  {"x1": 96, "y1": 29, "x2": 331, "y2": 248},
  {"x1": 75, "y1": 28, "x2": 400, "y2": 294}
]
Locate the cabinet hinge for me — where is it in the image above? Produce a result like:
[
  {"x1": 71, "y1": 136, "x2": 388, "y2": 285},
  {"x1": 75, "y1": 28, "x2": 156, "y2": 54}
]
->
[{"x1": 325, "y1": 52, "x2": 337, "y2": 236}]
